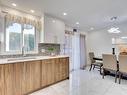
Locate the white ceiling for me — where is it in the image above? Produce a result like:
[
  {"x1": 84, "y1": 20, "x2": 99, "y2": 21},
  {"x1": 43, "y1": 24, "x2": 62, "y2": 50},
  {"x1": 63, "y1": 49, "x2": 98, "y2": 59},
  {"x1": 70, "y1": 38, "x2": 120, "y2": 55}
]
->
[{"x1": 1, "y1": 0, "x2": 127, "y2": 31}]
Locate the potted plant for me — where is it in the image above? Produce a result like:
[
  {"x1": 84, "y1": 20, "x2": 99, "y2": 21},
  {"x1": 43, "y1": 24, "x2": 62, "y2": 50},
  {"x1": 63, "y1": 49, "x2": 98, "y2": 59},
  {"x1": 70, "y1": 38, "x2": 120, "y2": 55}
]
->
[{"x1": 48, "y1": 47, "x2": 55, "y2": 56}]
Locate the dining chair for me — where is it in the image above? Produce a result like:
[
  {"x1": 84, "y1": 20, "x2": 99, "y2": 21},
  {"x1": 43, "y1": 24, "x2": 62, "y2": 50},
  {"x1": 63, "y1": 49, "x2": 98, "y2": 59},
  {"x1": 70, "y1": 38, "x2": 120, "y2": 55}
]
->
[
  {"x1": 89, "y1": 52, "x2": 103, "y2": 74},
  {"x1": 102, "y1": 54, "x2": 118, "y2": 83},
  {"x1": 118, "y1": 55, "x2": 127, "y2": 84}
]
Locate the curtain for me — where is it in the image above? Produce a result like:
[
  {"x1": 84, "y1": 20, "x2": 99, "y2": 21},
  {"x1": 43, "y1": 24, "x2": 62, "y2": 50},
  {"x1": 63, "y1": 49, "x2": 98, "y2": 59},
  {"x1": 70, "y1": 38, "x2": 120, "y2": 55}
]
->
[
  {"x1": 80, "y1": 34, "x2": 87, "y2": 69},
  {"x1": 5, "y1": 14, "x2": 42, "y2": 31},
  {"x1": 72, "y1": 33, "x2": 80, "y2": 70},
  {"x1": 64, "y1": 31, "x2": 73, "y2": 71}
]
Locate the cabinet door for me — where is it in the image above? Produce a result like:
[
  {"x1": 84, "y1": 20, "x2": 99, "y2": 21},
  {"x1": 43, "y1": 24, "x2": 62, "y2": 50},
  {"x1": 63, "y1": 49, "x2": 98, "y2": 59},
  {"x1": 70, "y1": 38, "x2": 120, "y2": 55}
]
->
[
  {"x1": 54, "y1": 58, "x2": 60, "y2": 82},
  {"x1": 66, "y1": 57, "x2": 69, "y2": 78},
  {"x1": 13, "y1": 63, "x2": 24, "y2": 95},
  {"x1": 24, "y1": 61, "x2": 41, "y2": 94},
  {"x1": 4, "y1": 63, "x2": 25, "y2": 95},
  {"x1": 0, "y1": 65, "x2": 5, "y2": 95},
  {"x1": 45, "y1": 59, "x2": 55, "y2": 85},
  {"x1": 59, "y1": 57, "x2": 69, "y2": 80},
  {"x1": 41, "y1": 59, "x2": 55, "y2": 87},
  {"x1": 4, "y1": 64, "x2": 14, "y2": 95},
  {"x1": 41, "y1": 60, "x2": 47, "y2": 87},
  {"x1": 60, "y1": 58, "x2": 66, "y2": 79}
]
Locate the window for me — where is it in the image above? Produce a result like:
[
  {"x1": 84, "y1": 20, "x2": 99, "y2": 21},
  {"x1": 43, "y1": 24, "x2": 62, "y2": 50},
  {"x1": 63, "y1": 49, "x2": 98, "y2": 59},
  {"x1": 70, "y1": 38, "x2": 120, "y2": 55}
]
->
[
  {"x1": 5, "y1": 21, "x2": 36, "y2": 53},
  {"x1": 6, "y1": 22, "x2": 22, "y2": 52},
  {"x1": 23, "y1": 24, "x2": 35, "y2": 51}
]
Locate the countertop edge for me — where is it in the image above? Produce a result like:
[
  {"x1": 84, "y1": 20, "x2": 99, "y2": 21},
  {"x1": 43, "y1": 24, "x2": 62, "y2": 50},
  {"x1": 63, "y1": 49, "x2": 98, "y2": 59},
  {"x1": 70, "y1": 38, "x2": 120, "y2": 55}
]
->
[{"x1": 0, "y1": 55, "x2": 69, "y2": 65}]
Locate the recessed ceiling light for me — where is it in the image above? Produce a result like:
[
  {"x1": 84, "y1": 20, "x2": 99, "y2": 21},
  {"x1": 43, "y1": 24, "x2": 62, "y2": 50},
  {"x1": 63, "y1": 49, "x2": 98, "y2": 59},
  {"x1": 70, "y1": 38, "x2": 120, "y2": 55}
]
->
[
  {"x1": 12, "y1": 3, "x2": 17, "y2": 7},
  {"x1": 52, "y1": 20, "x2": 56, "y2": 23},
  {"x1": 90, "y1": 27, "x2": 94, "y2": 30},
  {"x1": 110, "y1": 16, "x2": 117, "y2": 21},
  {"x1": 76, "y1": 22, "x2": 79, "y2": 25},
  {"x1": 30, "y1": 10, "x2": 35, "y2": 13},
  {"x1": 63, "y1": 12, "x2": 67, "y2": 16},
  {"x1": 108, "y1": 27, "x2": 121, "y2": 33},
  {"x1": 121, "y1": 37, "x2": 127, "y2": 39}
]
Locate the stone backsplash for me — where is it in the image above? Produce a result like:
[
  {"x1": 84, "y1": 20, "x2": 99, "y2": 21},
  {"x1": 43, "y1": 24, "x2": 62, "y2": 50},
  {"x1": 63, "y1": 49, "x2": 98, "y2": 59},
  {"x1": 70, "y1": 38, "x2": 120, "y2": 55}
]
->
[
  {"x1": 0, "y1": 43, "x2": 60, "y2": 59},
  {"x1": 38, "y1": 43, "x2": 60, "y2": 55}
]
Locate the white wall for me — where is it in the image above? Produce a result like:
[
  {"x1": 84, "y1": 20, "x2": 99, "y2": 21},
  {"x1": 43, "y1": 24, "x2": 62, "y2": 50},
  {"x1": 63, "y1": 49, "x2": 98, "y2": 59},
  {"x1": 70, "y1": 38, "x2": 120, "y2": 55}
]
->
[
  {"x1": 87, "y1": 22, "x2": 127, "y2": 64},
  {"x1": 39, "y1": 15, "x2": 44, "y2": 43},
  {"x1": 44, "y1": 15, "x2": 65, "y2": 44},
  {"x1": 0, "y1": 7, "x2": 5, "y2": 53}
]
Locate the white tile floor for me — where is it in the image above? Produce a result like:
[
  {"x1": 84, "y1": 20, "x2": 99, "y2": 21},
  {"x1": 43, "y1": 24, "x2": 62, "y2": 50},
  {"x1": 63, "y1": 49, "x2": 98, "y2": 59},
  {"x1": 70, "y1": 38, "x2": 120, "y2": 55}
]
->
[{"x1": 30, "y1": 68, "x2": 127, "y2": 95}]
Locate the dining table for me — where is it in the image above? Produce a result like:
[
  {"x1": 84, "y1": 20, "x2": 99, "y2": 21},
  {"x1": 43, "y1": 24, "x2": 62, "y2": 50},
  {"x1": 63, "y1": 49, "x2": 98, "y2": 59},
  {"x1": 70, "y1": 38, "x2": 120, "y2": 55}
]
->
[{"x1": 93, "y1": 57, "x2": 103, "y2": 61}]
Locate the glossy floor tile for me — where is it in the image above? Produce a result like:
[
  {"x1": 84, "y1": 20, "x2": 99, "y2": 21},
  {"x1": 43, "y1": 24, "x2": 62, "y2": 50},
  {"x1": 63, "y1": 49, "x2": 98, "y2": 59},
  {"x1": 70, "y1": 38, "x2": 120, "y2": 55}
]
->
[{"x1": 30, "y1": 68, "x2": 127, "y2": 95}]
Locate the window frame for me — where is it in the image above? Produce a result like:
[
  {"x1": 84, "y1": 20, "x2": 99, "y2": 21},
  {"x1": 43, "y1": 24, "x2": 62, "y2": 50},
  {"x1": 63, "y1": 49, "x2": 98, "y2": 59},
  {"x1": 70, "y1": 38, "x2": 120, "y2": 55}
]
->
[{"x1": 4, "y1": 20, "x2": 38, "y2": 55}]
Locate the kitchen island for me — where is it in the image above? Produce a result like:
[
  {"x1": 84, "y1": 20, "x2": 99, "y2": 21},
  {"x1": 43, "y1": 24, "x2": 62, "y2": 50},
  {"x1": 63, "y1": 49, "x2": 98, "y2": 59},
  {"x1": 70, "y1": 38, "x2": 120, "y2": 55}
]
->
[{"x1": 0, "y1": 55, "x2": 69, "y2": 95}]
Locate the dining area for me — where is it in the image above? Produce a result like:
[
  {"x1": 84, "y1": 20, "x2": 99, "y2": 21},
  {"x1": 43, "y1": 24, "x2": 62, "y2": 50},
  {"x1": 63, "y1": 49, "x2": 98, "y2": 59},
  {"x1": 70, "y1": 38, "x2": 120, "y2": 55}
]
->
[{"x1": 89, "y1": 51, "x2": 127, "y2": 84}]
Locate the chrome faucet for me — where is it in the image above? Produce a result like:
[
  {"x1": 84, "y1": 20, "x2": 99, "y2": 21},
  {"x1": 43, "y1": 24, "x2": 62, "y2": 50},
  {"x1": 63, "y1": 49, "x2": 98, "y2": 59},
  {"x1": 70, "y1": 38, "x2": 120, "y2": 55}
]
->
[{"x1": 22, "y1": 46, "x2": 26, "y2": 57}]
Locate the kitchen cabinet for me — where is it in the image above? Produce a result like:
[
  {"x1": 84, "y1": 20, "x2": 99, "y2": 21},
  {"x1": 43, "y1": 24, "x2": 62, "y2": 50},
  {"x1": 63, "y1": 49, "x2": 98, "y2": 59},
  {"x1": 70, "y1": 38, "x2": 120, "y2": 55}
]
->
[
  {"x1": 41, "y1": 58, "x2": 69, "y2": 87},
  {"x1": 0, "y1": 65, "x2": 5, "y2": 95},
  {"x1": 0, "y1": 56, "x2": 69, "y2": 95},
  {"x1": 44, "y1": 15, "x2": 65, "y2": 44},
  {"x1": 41, "y1": 59, "x2": 55, "y2": 87},
  {"x1": 4, "y1": 63, "x2": 24, "y2": 95},
  {"x1": 24, "y1": 61, "x2": 41, "y2": 94}
]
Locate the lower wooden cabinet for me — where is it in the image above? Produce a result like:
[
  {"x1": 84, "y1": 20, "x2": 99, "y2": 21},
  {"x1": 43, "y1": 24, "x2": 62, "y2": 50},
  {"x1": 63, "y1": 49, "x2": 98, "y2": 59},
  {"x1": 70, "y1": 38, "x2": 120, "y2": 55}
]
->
[
  {"x1": 54, "y1": 58, "x2": 60, "y2": 82},
  {"x1": 13, "y1": 63, "x2": 25, "y2": 95},
  {"x1": 4, "y1": 64, "x2": 15, "y2": 95},
  {"x1": 0, "y1": 57, "x2": 69, "y2": 95},
  {"x1": 24, "y1": 61, "x2": 41, "y2": 94},
  {"x1": 0, "y1": 65, "x2": 5, "y2": 95},
  {"x1": 41, "y1": 57, "x2": 69, "y2": 87},
  {"x1": 41, "y1": 59, "x2": 56, "y2": 87}
]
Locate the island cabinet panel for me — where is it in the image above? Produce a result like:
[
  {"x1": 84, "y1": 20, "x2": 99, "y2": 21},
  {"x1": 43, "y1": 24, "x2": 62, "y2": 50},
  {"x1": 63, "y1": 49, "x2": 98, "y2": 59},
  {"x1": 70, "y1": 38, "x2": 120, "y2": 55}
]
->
[
  {"x1": 0, "y1": 65, "x2": 5, "y2": 95},
  {"x1": 24, "y1": 60, "x2": 41, "y2": 94}
]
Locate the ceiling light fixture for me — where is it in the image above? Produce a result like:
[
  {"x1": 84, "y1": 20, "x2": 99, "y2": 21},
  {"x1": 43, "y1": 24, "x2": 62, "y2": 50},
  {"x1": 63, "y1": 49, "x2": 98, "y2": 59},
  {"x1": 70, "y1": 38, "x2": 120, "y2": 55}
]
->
[
  {"x1": 30, "y1": 10, "x2": 35, "y2": 13},
  {"x1": 90, "y1": 27, "x2": 94, "y2": 30},
  {"x1": 76, "y1": 22, "x2": 79, "y2": 25},
  {"x1": 52, "y1": 20, "x2": 56, "y2": 23},
  {"x1": 12, "y1": 3, "x2": 17, "y2": 7},
  {"x1": 63, "y1": 12, "x2": 67, "y2": 16},
  {"x1": 121, "y1": 37, "x2": 127, "y2": 39},
  {"x1": 108, "y1": 27, "x2": 121, "y2": 33}
]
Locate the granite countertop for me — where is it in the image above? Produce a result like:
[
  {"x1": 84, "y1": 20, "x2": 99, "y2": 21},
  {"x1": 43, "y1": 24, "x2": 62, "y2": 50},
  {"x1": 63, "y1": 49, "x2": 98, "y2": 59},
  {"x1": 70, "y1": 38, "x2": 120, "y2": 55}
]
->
[{"x1": 0, "y1": 55, "x2": 69, "y2": 64}]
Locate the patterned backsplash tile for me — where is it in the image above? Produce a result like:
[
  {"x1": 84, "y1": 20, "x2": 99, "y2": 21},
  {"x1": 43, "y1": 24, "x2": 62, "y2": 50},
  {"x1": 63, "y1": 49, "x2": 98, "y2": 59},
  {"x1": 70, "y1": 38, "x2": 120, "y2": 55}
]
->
[
  {"x1": 38, "y1": 43, "x2": 60, "y2": 55},
  {"x1": 0, "y1": 43, "x2": 60, "y2": 59}
]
